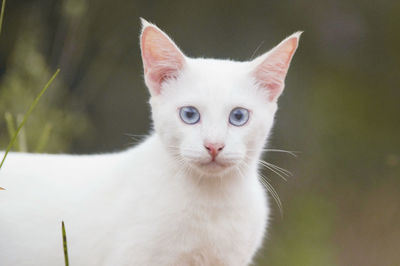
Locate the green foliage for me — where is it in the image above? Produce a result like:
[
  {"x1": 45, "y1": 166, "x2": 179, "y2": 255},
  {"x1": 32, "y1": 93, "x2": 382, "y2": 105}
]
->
[
  {"x1": 0, "y1": 22, "x2": 89, "y2": 153},
  {"x1": 0, "y1": 69, "x2": 59, "y2": 169}
]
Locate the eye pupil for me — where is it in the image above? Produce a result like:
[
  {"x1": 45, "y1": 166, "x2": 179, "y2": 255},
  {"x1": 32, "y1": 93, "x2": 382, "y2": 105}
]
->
[
  {"x1": 186, "y1": 111, "x2": 194, "y2": 118},
  {"x1": 234, "y1": 112, "x2": 243, "y2": 121}
]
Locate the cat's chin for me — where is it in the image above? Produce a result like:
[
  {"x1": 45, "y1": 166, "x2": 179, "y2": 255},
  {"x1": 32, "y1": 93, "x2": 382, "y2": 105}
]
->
[{"x1": 191, "y1": 160, "x2": 236, "y2": 177}]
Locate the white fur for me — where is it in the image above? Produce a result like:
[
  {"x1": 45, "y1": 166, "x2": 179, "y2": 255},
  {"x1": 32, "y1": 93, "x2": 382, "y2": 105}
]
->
[{"x1": 0, "y1": 21, "x2": 300, "y2": 265}]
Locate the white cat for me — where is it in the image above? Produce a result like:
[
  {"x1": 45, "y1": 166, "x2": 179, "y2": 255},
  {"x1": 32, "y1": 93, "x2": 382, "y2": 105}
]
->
[{"x1": 0, "y1": 19, "x2": 300, "y2": 266}]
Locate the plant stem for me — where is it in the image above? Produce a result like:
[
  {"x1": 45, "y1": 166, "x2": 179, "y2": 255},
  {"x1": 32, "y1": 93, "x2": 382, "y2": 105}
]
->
[
  {"x1": 62, "y1": 221, "x2": 69, "y2": 266},
  {"x1": 0, "y1": 69, "x2": 60, "y2": 169},
  {"x1": 4, "y1": 112, "x2": 19, "y2": 151},
  {"x1": 35, "y1": 122, "x2": 52, "y2": 153},
  {"x1": 0, "y1": 0, "x2": 6, "y2": 37}
]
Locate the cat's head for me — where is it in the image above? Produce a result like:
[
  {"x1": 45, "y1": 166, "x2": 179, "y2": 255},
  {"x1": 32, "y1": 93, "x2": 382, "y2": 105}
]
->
[{"x1": 140, "y1": 19, "x2": 300, "y2": 177}]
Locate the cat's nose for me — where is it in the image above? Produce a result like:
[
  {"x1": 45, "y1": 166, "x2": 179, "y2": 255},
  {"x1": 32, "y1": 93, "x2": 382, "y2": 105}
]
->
[{"x1": 204, "y1": 142, "x2": 225, "y2": 159}]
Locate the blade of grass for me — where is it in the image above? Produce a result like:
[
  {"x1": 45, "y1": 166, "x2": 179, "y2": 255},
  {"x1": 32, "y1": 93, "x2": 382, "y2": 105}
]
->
[
  {"x1": 0, "y1": 0, "x2": 6, "y2": 37},
  {"x1": 0, "y1": 0, "x2": 6, "y2": 190},
  {"x1": 16, "y1": 114, "x2": 28, "y2": 152},
  {"x1": 35, "y1": 122, "x2": 52, "y2": 153},
  {"x1": 4, "y1": 112, "x2": 19, "y2": 151},
  {"x1": 62, "y1": 221, "x2": 69, "y2": 266},
  {"x1": 0, "y1": 69, "x2": 60, "y2": 170}
]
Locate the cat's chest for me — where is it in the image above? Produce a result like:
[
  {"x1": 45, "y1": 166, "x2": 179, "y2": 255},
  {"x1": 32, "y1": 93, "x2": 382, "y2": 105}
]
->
[
  {"x1": 141, "y1": 178, "x2": 267, "y2": 265},
  {"x1": 150, "y1": 173, "x2": 265, "y2": 230},
  {"x1": 111, "y1": 168, "x2": 268, "y2": 265}
]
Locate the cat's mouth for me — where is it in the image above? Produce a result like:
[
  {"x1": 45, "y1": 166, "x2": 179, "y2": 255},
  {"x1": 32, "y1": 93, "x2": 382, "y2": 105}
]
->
[
  {"x1": 197, "y1": 159, "x2": 234, "y2": 172},
  {"x1": 200, "y1": 160, "x2": 227, "y2": 168},
  {"x1": 181, "y1": 153, "x2": 238, "y2": 175}
]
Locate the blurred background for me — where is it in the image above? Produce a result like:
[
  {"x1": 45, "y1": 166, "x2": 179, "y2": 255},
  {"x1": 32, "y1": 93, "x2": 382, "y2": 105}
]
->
[{"x1": 0, "y1": 0, "x2": 399, "y2": 265}]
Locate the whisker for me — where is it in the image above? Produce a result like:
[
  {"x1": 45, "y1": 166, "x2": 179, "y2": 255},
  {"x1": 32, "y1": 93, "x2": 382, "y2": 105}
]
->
[
  {"x1": 242, "y1": 153, "x2": 293, "y2": 182},
  {"x1": 259, "y1": 173, "x2": 283, "y2": 217},
  {"x1": 246, "y1": 148, "x2": 299, "y2": 157},
  {"x1": 260, "y1": 160, "x2": 292, "y2": 177},
  {"x1": 263, "y1": 161, "x2": 292, "y2": 176},
  {"x1": 253, "y1": 148, "x2": 300, "y2": 157},
  {"x1": 259, "y1": 161, "x2": 288, "y2": 181},
  {"x1": 124, "y1": 133, "x2": 147, "y2": 144},
  {"x1": 235, "y1": 164, "x2": 248, "y2": 182},
  {"x1": 239, "y1": 156, "x2": 284, "y2": 216},
  {"x1": 124, "y1": 133, "x2": 148, "y2": 137},
  {"x1": 249, "y1": 40, "x2": 265, "y2": 61}
]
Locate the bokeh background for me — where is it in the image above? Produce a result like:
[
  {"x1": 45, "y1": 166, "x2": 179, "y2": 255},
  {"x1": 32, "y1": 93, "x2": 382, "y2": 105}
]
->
[{"x1": 1, "y1": 0, "x2": 399, "y2": 265}]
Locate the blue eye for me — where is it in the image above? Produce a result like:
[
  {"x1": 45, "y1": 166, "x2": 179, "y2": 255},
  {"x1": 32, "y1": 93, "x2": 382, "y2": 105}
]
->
[
  {"x1": 179, "y1": 106, "x2": 200, "y2": 124},
  {"x1": 229, "y1": 107, "x2": 249, "y2": 126}
]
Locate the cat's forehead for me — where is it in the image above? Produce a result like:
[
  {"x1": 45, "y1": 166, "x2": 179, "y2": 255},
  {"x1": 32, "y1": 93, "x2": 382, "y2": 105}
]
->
[
  {"x1": 157, "y1": 57, "x2": 267, "y2": 110},
  {"x1": 177, "y1": 58, "x2": 255, "y2": 99},
  {"x1": 156, "y1": 57, "x2": 264, "y2": 110},
  {"x1": 186, "y1": 58, "x2": 250, "y2": 79}
]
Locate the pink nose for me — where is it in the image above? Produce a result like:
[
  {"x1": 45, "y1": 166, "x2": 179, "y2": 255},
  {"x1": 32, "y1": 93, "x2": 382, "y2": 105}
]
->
[{"x1": 204, "y1": 143, "x2": 225, "y2": 159}]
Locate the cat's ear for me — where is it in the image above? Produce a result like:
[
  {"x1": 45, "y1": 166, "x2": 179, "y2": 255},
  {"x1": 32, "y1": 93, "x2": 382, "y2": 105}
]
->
[
  {"x1": 140, "y1": 18, "x2": 186, "y2": 96},
  {"x1": 251, "y1": 32, "x2": 301, "y2": 102}
]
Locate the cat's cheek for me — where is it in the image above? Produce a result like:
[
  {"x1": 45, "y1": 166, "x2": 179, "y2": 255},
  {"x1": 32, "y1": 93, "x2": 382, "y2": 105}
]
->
[
  {"x1": 243, "y1": 118, "x2": 272, "y2": 155},
  {"x1": 180, "y1": 135, "x2": 206, "y2": 159},
  {"x1": 150, "y1": 111, "x2": 182, "y2": 151}
]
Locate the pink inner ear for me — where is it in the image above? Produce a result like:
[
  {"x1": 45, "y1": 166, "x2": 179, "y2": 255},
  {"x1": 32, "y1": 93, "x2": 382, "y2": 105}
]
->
[
  {"x1": 141, "y1": 26, "x2": 185, "y2": 95},
  {"x1": 254, "y1": 36, "x2": 299, "y2": 102}
]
